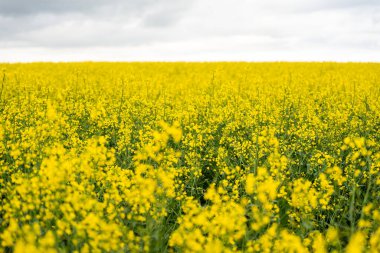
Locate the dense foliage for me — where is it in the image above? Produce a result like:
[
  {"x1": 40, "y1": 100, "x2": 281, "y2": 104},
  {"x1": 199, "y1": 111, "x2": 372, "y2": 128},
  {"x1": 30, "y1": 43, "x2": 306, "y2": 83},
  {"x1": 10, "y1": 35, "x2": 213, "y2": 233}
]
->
[{"x1": 0, "y1": 62, "x2": 379, "y2": 252}]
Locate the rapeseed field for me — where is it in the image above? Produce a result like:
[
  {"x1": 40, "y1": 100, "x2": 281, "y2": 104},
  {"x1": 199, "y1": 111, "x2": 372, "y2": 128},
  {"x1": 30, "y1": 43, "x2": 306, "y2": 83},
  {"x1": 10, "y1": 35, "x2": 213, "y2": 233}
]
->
[{"x1": 0, "y1": 62, "x2": 379, "y2": 252}]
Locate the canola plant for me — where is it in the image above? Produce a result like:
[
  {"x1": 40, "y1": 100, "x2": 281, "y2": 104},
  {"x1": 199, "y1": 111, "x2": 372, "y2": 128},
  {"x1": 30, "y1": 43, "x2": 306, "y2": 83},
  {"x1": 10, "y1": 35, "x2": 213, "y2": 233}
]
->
[{"x1": 0, "y1": 62, "x2": 379, "y2": 252}]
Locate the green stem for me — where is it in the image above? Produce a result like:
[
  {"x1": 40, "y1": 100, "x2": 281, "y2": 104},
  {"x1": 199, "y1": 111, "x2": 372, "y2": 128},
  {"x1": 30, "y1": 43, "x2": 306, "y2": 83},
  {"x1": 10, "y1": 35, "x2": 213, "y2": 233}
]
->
[{"x1": 349, "y1": 184, "x2": 356, "y2": 234}]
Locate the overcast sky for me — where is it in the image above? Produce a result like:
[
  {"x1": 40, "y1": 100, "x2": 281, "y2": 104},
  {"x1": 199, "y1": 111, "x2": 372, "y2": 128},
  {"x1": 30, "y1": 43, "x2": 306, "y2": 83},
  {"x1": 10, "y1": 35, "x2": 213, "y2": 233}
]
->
[{"x1": 0, "y1": 0, "x2": 379, "y2": 62}]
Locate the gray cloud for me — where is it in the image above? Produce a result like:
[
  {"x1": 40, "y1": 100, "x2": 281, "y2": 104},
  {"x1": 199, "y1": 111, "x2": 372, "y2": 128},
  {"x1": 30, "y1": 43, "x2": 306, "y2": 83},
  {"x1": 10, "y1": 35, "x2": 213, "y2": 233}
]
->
[
  {"x1": 0, "y1": 0, "x2": 192, "y2": 47},
  {"x1": 0, "y1": 0, "x2": 101, "y2": 16},
  {"x1": 0, "y1": 0, "x2": 177, "y2": 16},
  {"x1": 0, "y1": 0, "x2": 379, "y2": 61}
]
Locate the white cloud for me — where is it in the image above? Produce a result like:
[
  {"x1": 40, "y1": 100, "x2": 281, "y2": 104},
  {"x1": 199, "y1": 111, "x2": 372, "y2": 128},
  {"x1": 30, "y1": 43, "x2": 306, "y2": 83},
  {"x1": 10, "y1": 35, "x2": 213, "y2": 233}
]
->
[{"x1": 0, "y1": 0, "x2": 379, "y2": 61}]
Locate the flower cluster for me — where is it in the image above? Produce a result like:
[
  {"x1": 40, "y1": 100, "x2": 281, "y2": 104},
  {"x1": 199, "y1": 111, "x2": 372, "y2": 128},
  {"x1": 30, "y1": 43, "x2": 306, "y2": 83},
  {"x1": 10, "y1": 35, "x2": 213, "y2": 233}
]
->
[{"x1": 0, "y1": 62, "x2": 379, "y2": 252}]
